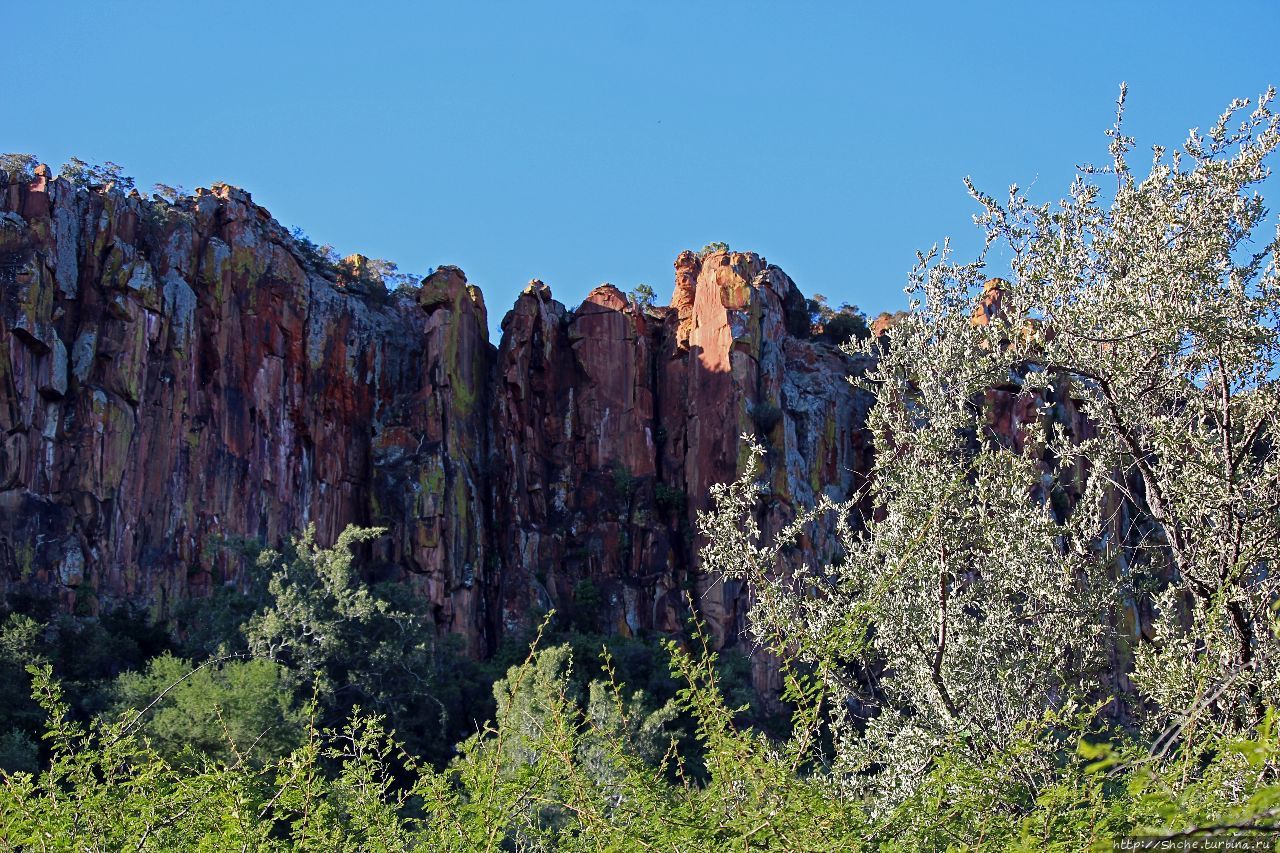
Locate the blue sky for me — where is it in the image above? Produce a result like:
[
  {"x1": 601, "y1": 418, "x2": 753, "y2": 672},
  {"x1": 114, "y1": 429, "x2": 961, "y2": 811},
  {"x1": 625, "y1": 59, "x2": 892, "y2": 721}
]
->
[{"x1": 7, "y1": 2, "x2": 1278, "y2": 337}]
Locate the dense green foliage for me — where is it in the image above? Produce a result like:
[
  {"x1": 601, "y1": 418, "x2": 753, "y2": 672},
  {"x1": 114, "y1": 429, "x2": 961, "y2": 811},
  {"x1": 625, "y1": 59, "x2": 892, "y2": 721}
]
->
[
  {"x1": 5, "y1": 626, "x2": 1280, "y2": 849},
  {"x1": 108, "y1": 654, "x2": 304, "y2": 769}
]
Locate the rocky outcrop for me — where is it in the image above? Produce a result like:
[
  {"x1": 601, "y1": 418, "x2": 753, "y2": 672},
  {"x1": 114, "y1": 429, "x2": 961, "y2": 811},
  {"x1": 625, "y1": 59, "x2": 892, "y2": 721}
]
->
[
  {"x1": 0, "y1": 173, "x2": 492, "y2": 642},
  {"x1": 1, "y1": 169, "x2": 872, "y2": 685},
  {"x1": 490, "y1": 252, "x2": 873, "y2": 694}
]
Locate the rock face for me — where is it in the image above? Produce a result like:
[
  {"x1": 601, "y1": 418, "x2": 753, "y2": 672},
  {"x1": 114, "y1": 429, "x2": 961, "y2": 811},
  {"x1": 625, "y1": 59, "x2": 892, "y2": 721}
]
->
[
  {"x1": 491, "y1": 255, "x2": 872, "y2": 690},
  {"x1": 0, "y1": 171, "x2": 872, "y2": 686}
]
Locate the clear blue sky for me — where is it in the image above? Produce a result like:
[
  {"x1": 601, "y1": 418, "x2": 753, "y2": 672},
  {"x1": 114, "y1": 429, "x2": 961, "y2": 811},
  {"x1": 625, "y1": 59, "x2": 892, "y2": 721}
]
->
[{"x1": 7, "y1": 2, "x2": 1278, "y2": 337}]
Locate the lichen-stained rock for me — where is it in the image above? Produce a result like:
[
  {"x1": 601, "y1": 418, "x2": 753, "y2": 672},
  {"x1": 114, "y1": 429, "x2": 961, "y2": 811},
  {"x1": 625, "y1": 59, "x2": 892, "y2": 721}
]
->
[
  {"x1": 368, "y1": 265, "x2": 492, "y2": 645},
  {"x1": 1, "y1": 171, "x2": 876, "y2": 687},
  {"x1": 0, "y1": 174, "x2": 494, "y2": 645}
]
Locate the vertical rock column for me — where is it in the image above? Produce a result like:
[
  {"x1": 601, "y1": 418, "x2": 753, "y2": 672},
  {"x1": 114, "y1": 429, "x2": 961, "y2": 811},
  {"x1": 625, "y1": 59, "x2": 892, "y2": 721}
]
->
[{"x1": 368, "y1": 266, "x2": 493, "y2": 647}]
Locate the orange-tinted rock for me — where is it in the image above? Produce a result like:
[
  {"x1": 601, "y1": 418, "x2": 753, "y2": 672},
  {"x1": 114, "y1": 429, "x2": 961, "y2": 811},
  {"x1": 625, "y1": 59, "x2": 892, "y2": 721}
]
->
[
  {"x1": 671, "y1": 250, "x2": 700, "y2": 348},
  {"x1": 870, "y1": 311, "x2": 905, "y2": 339},
  {"x1": 972, "y1": 277, "x2": 1009, "y2": 326},
  {"x1": 972, "y1": 277, "x2": 1051, "y2": 353}
]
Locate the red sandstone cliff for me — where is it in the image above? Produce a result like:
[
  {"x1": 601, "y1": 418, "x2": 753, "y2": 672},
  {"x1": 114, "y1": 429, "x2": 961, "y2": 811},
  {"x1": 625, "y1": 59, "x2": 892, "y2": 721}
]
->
[{"x1": 0, "y1": 169, "x2": 873, "y2": 679}]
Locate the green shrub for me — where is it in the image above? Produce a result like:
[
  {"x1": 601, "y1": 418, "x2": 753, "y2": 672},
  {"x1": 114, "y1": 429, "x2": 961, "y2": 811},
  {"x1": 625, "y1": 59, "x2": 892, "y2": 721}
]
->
[
  {"x1": 611, "y1": 462, "x2": 636, "y2": 502},
  {"x1": 107, "y1": 654, "x2": 304, "y2": 768},
  {"x1": 568, "y1": 579, "x2": 602, "y2": 634},
  {"x1": 630, "y1": 283, "x2": 657, "y2": 309},
  {"x1": 654, "y1": 482, "x2": 685, "y2": 512},
  {"x1": 0, "y1": 728, "x2": 38, "y2": 774},
  {"x1": 150, "y1": 183, "x2": 186, "y2": 204},
  {"x1": 806, "y1": 293, "x2": 870, "y2": 344}
]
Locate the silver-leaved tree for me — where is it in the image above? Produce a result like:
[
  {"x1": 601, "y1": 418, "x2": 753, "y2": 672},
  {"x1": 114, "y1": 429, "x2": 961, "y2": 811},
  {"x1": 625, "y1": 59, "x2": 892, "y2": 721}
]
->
[{"x1": 703, "y1": 85, "x2": 1280, "y2": 803}]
